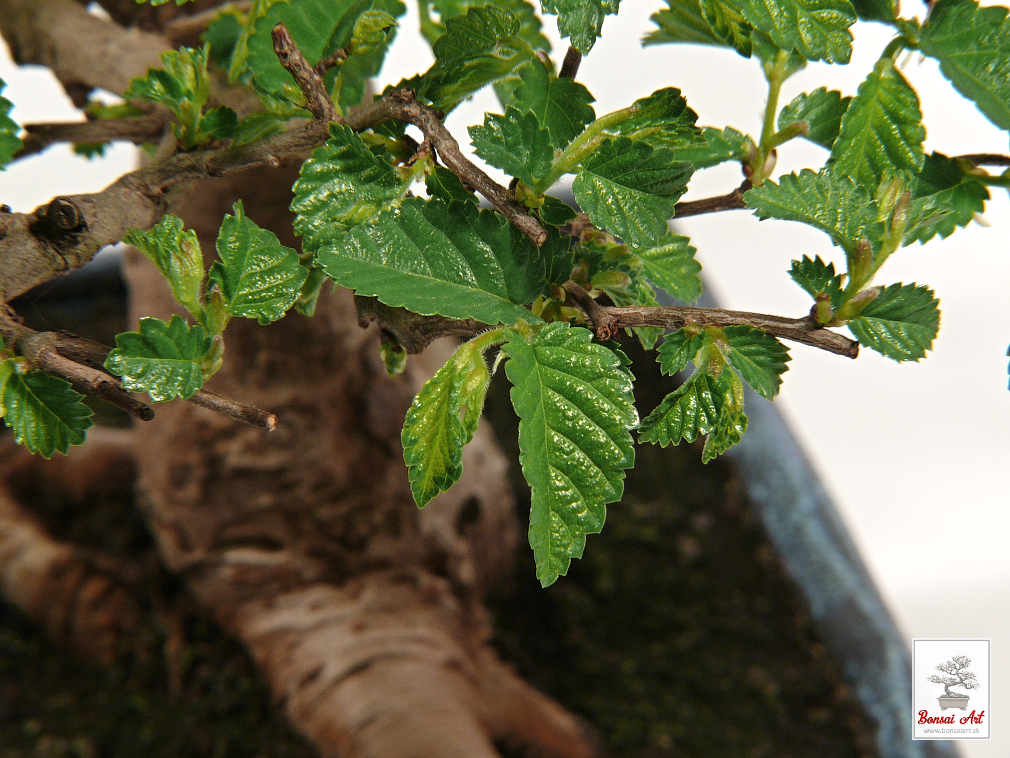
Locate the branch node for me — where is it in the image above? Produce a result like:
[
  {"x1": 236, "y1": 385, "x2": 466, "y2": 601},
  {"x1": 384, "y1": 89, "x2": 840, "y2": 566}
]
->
[{"x1": 271, "y1": 22, "x2": 337, "y2": 122}]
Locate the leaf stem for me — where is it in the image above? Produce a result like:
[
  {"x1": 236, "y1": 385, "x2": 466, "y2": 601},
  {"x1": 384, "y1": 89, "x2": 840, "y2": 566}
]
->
[
  {"x1": 753, "y1": 49, "x2": 791, "y2": 184},
  {"x1": 532, "y1": 106, "x2": 640, "y2": 193}
]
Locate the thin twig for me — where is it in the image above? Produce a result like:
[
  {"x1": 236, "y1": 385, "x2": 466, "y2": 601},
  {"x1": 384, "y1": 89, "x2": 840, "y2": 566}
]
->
[
  {"x1": 13, "y1": 115, "x2": 167, "y2": 161},
  {"x1": 188, "y1": 389, "x2": 277, "y2": 431},
  {"x1": 271, "y1": 22, "x2": 337, "y2": 122},
  {"x1": 559, "y1": 46, "x2": 582, "y2": 79},
  {"x1": 314, "y1": 48, "x2": 349, "y2": 77},
  {"x1": 674, "y1": 180, "x2": 752, "y2": 218},
  {"x1": 354, "y1": 296, "x2": 486, "y2": 353},
  {"x1": 384, "y1": 90, "x2": 548, "y2": 245},
  {"x1": 563, "y1": 282, "x2": 859, "y2": 358},
  {"x1": 954, "y1": 153, "x2": 1010, "y2": 168}
]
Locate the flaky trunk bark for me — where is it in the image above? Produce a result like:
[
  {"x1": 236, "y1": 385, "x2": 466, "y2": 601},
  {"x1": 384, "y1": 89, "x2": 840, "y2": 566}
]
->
[{"x1": 120, "y1": 167, "x2": 594, "y2": 758}]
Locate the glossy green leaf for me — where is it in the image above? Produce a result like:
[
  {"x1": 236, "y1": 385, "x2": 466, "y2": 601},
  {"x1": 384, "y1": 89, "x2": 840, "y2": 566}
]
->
[
  {"x1": 425, "y1": 166, "x2": 479, "y2": 205},
  {"x1": 667, "y1": 126, "x2": 751, "y2": 169},
  {"x1": 540, "y1": 0, "x2": 621, "y2": 55},
  {"x1": 920, "y1": 0, "x2": 1010, "y2": 133},
  {"x1": 105, "y1": 315, "x2": 213, "y2": 401},
  {"x1": 701, "y1": 403, "x2": 748, "y2": 462},
  {"x1": 431, "y1": 0, "x2": 551, "y2": 50},
  {"x1": 538, "y1": 196, "x2": 578, "y2": 226},
  {"x1": 246, "y1": 0, "x2": 406, "y2": 111},
  {"x1": 512, "y1": 57, "x2": 596, "y2": 150},
  {"x1": 0, "y1": 365, "x2": 92, "y2": 458},
  {"x1": 573, "y1": 137, "x2": 693, "y2": 249},
  {"x1": 778, "y1": 88, "x2": 851, "y2": 150},
  {"x1": 847, "y1": 283, "x2": 940, "y2": 362},
  {"x1": 123, "y1": 216, "x2": 206, "y2": 323},
  {"x1": 316, "y1": 197, "x2": 546, "y2": 324},
  {"x1": 418, "y1": 4, "x2": 537, "y2": 111},
  {"x1": 636, "y1": 232, "x2": 702, "y2": 303},
  {"x1": 657, "y1": 329, "x2": 706, "y2": 375},
  {"x1": 503, "y1": 322, "x2": 637, "y2": 586},
  {"x1": 402, "y1": 340, "x2": 490, "y2": 507},
  {"x1": 291, "y1": 124, "x2": 412, "y2": 252},
  {"x1": 469, "y1": 107, "x2": 555, "y2": 186},
  {"x1": 0, "y1": 79, "x2": 22, "y2": 169},
  {"x1": 828, "y1": 58, "x2": 924, "y2": 188},
  {"x1": 789, "y1": 255, "x2": 844, "y2": 307},
  {"x1": 722, "y1": 325, "x2": 790, "y2": 399},
  {"x1": 645, "y1": 0, "x2": 734, "y2": 48},
  {"x1": 208, "y1": 202, "x2": 308, "y2": 325},
  {"x1": 744, "y1": 169, "x2": 885, "y2": 257},
  {"x1": 611, "y1": 88, "x2": 704, "y2": 151},
  {"x1": 726, "y1": 0, "x2": 856, "y2": 63},
  {"x1": 904, "y1": 153, "x2": 989, "y2": 245}
]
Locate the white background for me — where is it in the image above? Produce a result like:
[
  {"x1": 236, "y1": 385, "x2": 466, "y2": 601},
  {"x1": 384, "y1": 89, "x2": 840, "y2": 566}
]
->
[{"x1": 1, "y1": 3, "x2": 1008, "y2": 755}]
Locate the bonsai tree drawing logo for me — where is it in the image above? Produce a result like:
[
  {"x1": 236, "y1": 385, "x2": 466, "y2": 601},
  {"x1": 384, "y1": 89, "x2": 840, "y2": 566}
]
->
[{"x1": 928, "y1": 655, "x2": 979, "y2": 710}]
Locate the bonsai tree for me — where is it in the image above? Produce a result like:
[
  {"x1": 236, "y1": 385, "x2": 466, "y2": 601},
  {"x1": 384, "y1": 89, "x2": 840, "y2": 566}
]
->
[
  {"x1": 0, "y1": 0, "x2": 1007, "y2": 755},
  {"x1": 929, "y1": 655, "x2": 980, "y2": 699}
]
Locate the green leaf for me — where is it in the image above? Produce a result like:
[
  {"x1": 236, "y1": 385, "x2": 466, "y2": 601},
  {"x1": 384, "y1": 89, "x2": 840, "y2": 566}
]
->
[
  {"x1": 744, "y1": 169, "x2": 885, "y2": 257},
  {"x1": 635, "y1": 232, "x2": 702, "y2": 303},
  {"x1": 512, "y1": 57, "x2": 596, "y2": 150},
  {"x1": 401, "y1": 340, "x2": 490, "y2": 508},
  {"x1": 849, "y1": 0, "x2": 894, "y2": 22},
  {"x1": 316, "y1": 197, "x2": 547, "y2": 324},
  {"x1": 666, "y1": 126, "x2": 751, "y2": 169},
  {"x1": 0, "y1": 367, "x2": 92, "y2": 458},
  {"x1": 828, "y1": 58, "x2": 924, "y2": 188},
  {"x1": 425, "y1": 165, "x2": 479, "y2": 205},
  {"x1": 0, "y1": 79, "x2": 23, "y2": 168},
  {"x1": 123, "y1": 216, "x2": 206, "y2": 323},
  {"x1": 291, "y1": 124, "x2": 412, "y2": 252},
  {"x1": 656, "y1": 328, "x2": 706, "y2": 375},
  {"x1": 418, "y1": 4, "x2": 537, "y2": 111},
  {"x1": 226, "y1": 0, "x2": 289, "y2": 83},
  {"x1": 789, "y1": 255, "x2": 844, "y2": 307},
  {"x1": 431, "y1": 0, "x2": 552, "y2": 52},
  {"x1": 246, "y1": 0, "x2": 406, "y2": 111},
  {"x1": 722, "y1": 325, "x2": 790, "y2": 399},
  {"x1": 540, "y1": 0, "x2": 621, "y2": 55},
  {"x1": 104, "y1": 315, "x2": 214, "y2": 401},
  {"x1": 847, "y1": 283, "x2": 940, "y2": 361},
  {"x1": 778, "y1": 88, "x2": 851, "y2": 150},
  {"x1": 611, "y1": 87, "x2": 704, "y2": 151},
  {"x1": 573, "y1": 137, "x2": 693, "y2": 249},
  {"x1": 920, "y1": 0, "x2": 1010, "y2": 133},
  {"x1": 124, "y1": 46, "x2": 214, "y2": 148},
  {"x1": 469, "y1": 107, "x2": 555, "y2": 186},
  {"x1": 502, "y1": 322, "x2": 637, "y2": 586},
  {"x1": 701, "y1": 403, "x2": 748, "y2": 462},
  {"x1": 904, "y1": 152, "x2": 989, "y2": 245},
  {"x1": 230, "y1": 112, "x2": 288, "y2": 147},
  {"x1": 208, "y1": 201, "x2": 309, "y2": 325},
  {"x1": 645, "y1": 0, "x2": 736, "y2": 48},
  {"x1": 538, "y1": 195, "x2": 578, "y2": 226},
  {"x1": 726, "y1": 0, "x2": 856, "y2": 63},
  {"x1": 197, "y1": 106, "x2": 239, "y2": 141},
  {"x1": 700, "y1": 0, "x2": 754, "y2": 56}
]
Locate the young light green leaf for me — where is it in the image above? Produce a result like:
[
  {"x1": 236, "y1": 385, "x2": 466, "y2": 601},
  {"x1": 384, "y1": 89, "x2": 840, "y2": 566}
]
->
[
  {"x1": 920, "y1": 0, "x2": 1010, "y2": 133},
  {"x1": 635, "y1": 232, "x2": 702, "y2": 303},
  {"x1": 657, "y1": 329, "x2": 706, "y2": 375},
  {"x1": 726, "y1": 0, "x2": 856, "y2": 63},
  {"x1": 512, "y1": 57, "x2": 596, "y2": 150},
  {"x1": 0, "y1": 79, "x2": 23, "y2": 169},
  {"x1": 904, "y1": 152, "x2": 989, "y2": 245},
  {"x1": 789, "y1": 255, "x2": 844, "y2": 307},
  {"x1": 105, "y1": 315, "x2": 214, "y2": 401},
  {"x1": 611, "y1": 87, "x2": 704, "y2": 151},
  {"x1": 847, "y1": 283, "x2": 940, "y2": 362},
  {"x1": 744, "y1": 169, "x2": 885, "y2": 256},
  {"x1": 502, "y1": 322, "x2": 637, "y2": 586},
  {"x1": 431, "y1": 0, "x2": 552, "y2": 53},
  {"x1": 778, "y1": 88, "x2": 851, "y2": 150},
  {"x1": 469, "y1": 107, "x2": 555, "y2": 186},
  {"x1": 699, "y1": 0, "x2": 754, "y2": 56},
  {"x1": 291, "y1": 124, "x2": 412, "y2": 252},
  {"x1": 0, "y1": 367, "x2": 93, "y2": 458},
  {"x1": 722, "y1": 325, "x2": 790, "y2": 400},
  {"x1": 828, "y1": 58, "x2": 924, "y2": 188},
  {"x1": 645, "y1": 0, "x2": 735, "y2": 48},
  {"x1": 573, "y1": 137, "x2": 693, "y2": 249},
  {"x1": 123, "y1": 216, "x2": 206, "y2": 322},
  {"x1": 418, "y1": 4, "x2": 537, "y2": 111},
  {"x1": 666, "y1": 126, "x2": 751, "y2": 169},
  {"x1": 246, "y1": 0, "x2": 406, "y2": 111},
  {"x1": 316, "y1": 197, "x2": 547, "y2": 324},
  {"x1": 540, "y1": 0, "x2": 621, "y2": 55},
  {"x1": 208, "y1": 201, "x2": 308, "y2": 325},
  {"x1": 402, "y1": 340, "x2": 490, "y2": 508},
  {"x1": 701, "y1": 403, "x2": 748, "y2": 462}
]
